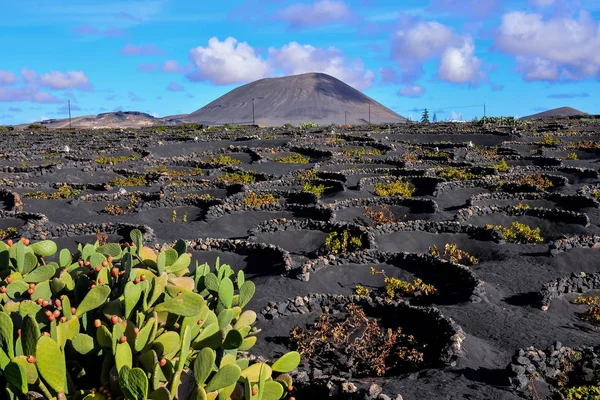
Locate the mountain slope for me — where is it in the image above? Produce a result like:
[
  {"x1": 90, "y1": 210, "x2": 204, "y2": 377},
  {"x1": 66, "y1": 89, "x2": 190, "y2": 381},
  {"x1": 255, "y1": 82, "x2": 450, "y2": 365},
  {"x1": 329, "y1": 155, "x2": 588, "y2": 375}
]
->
[
  {"x1": 186, "y1": 72, "x2": 405, "y2": 126},
  {"x1": 520, "y1": 106, "x2": 588, "y2": 121}
]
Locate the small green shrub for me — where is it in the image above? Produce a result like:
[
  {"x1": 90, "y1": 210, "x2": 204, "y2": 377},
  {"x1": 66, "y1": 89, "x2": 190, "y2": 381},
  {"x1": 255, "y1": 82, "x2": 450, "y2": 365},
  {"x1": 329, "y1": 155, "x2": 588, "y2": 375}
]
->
[
  {"x1": 491, "y1": 158, "x2": 510, "y2": 172},
  {"x1": 0, "y1": 227, "x2": 18, "y2": 240},
  {"x1": 321, "y1": 229, "x2": 365, "y2": 255},
  {"x1": 566, "y1": 152, "x2": 578, "y2": 160},
  {"x1": 342, "y1": 148, "x2": 384, "y2": 157},
  {"x1": 428, "y1": 243, "x2": 478, "y2": 266},
  {"x1": 110, "y1": 175, "x2": 148, "y2": 187},
  {"x1": 561, "y1": 385, "x2": 600, "y2": 399},
  {"x1": 436, "y1": 167, "x2": 481, "y2": 181},
  {"x1": 272, "y1": 153, "x2": 310, "y2": 164},
  {"x1": 243, "y1": 192, "x2": 277, "y2": 207},
  {"x1": 217, "y1": 171, "x2": 256, "y2": 185},
  {"x1": 207, "y1": 154, "x2": 242, "y2": 166},
  {"x1": 487, "y1": 221, "x2": 544, "y2": 243},
  {"x1": 24, "y1": 185, "x2": 82, "y2": 200},
  {"x1": 374, "y1": 180, "x2": 415, "y2": 197},
  {"x1": 298, "y1": 122, "x2": 318, "y2": 129},
  {"x1": 96, "y1": 154, "x2": 140, "y2": 165},
  {"x1": 538, "y1": 134, "x2": 561, "y2": 146},
  {"x1": 301, "y1": 183, "x2": 331, "y2": 198}
]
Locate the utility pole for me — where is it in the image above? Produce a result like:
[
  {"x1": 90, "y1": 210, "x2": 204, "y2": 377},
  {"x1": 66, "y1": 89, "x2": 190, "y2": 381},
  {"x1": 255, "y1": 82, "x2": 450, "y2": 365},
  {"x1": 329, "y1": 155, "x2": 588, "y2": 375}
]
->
[
  {"x1": 68, "y1": 100, "x2": 72, "y2": 129},
  {"x1": 345, "y1": 111, "x2": 347, "y2": 125},
  {"x1": 368, "y1": 103, "x2": 371, "y2": 124},
  {"x1": 484, "y1": 103, "x2": 486, "y2": 118},
  {"x1": 252, "y1": 98, "x2": 255, "y2": 125}
]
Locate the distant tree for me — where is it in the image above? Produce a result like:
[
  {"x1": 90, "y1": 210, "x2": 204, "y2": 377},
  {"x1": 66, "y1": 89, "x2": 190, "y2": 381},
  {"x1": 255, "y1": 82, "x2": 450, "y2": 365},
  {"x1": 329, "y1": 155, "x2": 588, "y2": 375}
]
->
[
  {"x1": 421, "y1": 109, "x2": 430, "y2": 123},
  {"x1": 432, "y1": 112, "x2": 437, "y2": 122}
]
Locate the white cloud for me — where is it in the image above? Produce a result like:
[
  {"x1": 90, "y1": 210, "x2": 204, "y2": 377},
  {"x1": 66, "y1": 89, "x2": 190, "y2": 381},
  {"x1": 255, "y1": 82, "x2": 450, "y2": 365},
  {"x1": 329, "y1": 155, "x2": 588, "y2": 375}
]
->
[
  {"x1": 187, "y1": 37, "x2": 269, "y2": 85},
  {"x1": 0, "y1": 71, "x2": 18, "y2": 86},
  {"x1": 438, "y1": 38, "x2": 484, "y2": 84},
  {"x1": 390, "y1": 17, "x2": 486, "y2": 86},
  {"x1": 162, "y1": 60, "x2": 185, "y2": 73},
  {"x1": 21, "y1": 67, "x2": 36, "y2": 83},
  {"x1": 39, "y1": 71, "x2": 92, "y2": 90},
  {"x1": 398, "y1": 84, "x2": 424, "y2": 97},
  {"x1": 275, "y1": 0, "x2": 353, "y2": 28},
  {"x1": 495, "y1": 10, "x2": 600, "y2": 81},
  {"x1": 268, "y1": 42, "x2": 375, "y2": 90}
]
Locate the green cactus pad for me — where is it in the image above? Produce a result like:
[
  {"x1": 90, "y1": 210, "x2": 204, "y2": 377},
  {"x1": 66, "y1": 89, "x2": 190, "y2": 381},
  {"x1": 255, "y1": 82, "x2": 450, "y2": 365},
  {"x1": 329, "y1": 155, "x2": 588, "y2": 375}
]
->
[
  {"x1": 118, "y1": 365, "x2": 149, "y2": 400},
  {"x1": 148, "y1": 273, "x2": 168, "y2": 307},
  {"x1": 134, "y1": 317, "x2": 156, "y2": 352},
  {"x1": 59, "y1": 248, "x2": 71, "y2": 268},
  {"x1": 193, "y1": 347, "x2": 216, "y2": 385},
  {"x1": 241, "y1": 363, "x2": 272, "y2": 382},
  {"x1": 30, "y1": 240, "x2": 57, "y2": 257},
  {"x1": 71, "y1": 333, "x2": 95, "y2": 355},
  {"x1": 36, "y1": 335, "x2": 67, "y2": 393},
  {"x1": 21, "y1": 314, "x2": 40, "y2": 356},
  {"x1": 18, "y1": 300, "x2": 42, "y2": 320},
  {"x1": 163, "y1": 248, "x2": 179, "y2": 266},
  {"x1": 154, "y1": 291, "x2": 205, "y2": 317},
  {"x1": 4, "y1": 360, "x2": 28, "y2": 394},
  {"x1": 190, "y1": 385, "x2": 209, "y2": 400},
  {"x1": 96, "y1": 325, "x2": 113, "y2": 348},
  {"x1": 177, "y1": 326, "x2": 192, "y2": 372},
  {"x1": 22, "y1": 252, "x2": 38, "y2": 275},
  {"x1": 6, "y1": 280, "x2": 29, "y2": 299},
  {"x1": 0, "y1": 311, "x2": 14, "y2": 358},
  {"x1": 124, "y1": 281, "x2": 142, "y2": 319},
  {"x1": 116, "y1": 341, "x2": 133, "y2": 372},
  {"x1": 275, "y1": 373, "x2": 292, "y2": 387},
  {"x1": 222, "y1": 329, "x2": 243, "y2": 350},
  {"x1": 237, "y1": 270, "x2": 245, "y2": 288},
  {"x1": 271, "y1": 351, "x2": 301, "y2": 373},
  {"x1": 50, "y1": 277, "x2": 66, "y2": 294},
  {"x1": 165, "y1": 252, "x2": 191, "y2": 274},
  {"x1": 23, "y1": 264, "x2": 55, "y2": 283},
  {"x1": 12, "y1": 355, "x2": 39, "y2": 385},
  {"x1": 60, "y1": 270, "x2": 75, "y2": 291},
  {"x1": 138, "y1": 349, "x2": 158, "y2": 372},
  {"x1": 153, "y1": 331, "x2": 180, "y2": 359},
  {"x1": 130, "y1": 229, "x2": 143, "y2": 255},
  {"x1": 96, "y1": 243, "x2": 123, "y2": 259},
  {"x1": 205, "y1": 364, "x2": 241, "y2": 393},
  {"x1": 57, "y1": 315, "x2": 80, "y2": 348},
  {"x1": 233, "y1": 310, "x2": 257, "y2": 330},
  {"x1": 218, "y1": 277, "x2": 234, "y2": 308},
  {"x1": 203, "y1": 273, "x2": 219, "y2": 292},
  {"x1": 31, "y1": 280, "x2": 52, "y2": 301},
  {"x1": 262, "y1": 381, "x2": 285, "y2": 400},
  {"x1": 88, "y1": 253, "x2": 107, "y2": 269},
  {"x1": 217, "y1": 309, "x2": 233, "y2": 330},
  {"x1": 149, "y1": 387, "x2": 172, "y2": 400},
  {"x1": 238, "y1": 281, "x2": 255, "y2": 308},
  {"x1": 173, "y1": 239, "x2": 187, "y2": 256},
  {"x1": 76, "y1": 285, "x2": 111, "y2": 316}
]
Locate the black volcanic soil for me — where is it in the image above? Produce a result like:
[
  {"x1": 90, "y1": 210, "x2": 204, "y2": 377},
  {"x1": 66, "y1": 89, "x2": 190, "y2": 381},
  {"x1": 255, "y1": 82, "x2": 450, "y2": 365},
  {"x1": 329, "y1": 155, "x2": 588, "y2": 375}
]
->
[{"x1": 3, "y1": 119, "x2": 600, "y2": 399}]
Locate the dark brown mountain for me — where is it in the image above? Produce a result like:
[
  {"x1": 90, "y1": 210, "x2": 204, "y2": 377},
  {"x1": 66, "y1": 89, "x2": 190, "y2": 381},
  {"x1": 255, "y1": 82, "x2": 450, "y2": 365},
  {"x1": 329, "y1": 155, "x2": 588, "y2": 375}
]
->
[
  {"x1": 520, "y1": 106, "x2": 588, "y2": 121},
  {"x1": 185, "y1": 72, "x2": 406, "y2": 126}
]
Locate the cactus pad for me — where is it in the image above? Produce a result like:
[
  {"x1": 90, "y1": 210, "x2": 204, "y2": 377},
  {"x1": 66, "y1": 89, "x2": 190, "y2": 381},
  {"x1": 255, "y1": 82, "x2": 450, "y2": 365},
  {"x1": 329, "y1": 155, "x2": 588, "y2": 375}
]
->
[
  {"x1": 76, "y1": 285, "x2": 111, "y2": 316},
  {"x1": 118, "y1": 365, "x2": 149, "y2": 400},
  {"x1": 205, "y1": 364, "x2": 241, "y2": 393},
  {"x1": 36, "y1": 335, "x2": 67, "y2": 393}
]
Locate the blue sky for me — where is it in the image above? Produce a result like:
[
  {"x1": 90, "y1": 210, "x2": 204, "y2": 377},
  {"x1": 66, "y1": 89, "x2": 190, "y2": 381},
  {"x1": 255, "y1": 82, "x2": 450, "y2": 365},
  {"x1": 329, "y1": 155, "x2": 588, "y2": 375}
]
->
[{"x1": 0, "y1": 0, "x2": 598, "y2": 124}]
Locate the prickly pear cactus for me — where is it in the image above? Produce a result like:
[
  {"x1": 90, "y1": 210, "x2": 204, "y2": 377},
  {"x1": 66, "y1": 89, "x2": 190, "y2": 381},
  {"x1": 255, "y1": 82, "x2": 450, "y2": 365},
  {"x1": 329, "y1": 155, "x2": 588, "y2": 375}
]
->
[{"x1": 0, "y1": 232, "x2": 300, "y2": 399}]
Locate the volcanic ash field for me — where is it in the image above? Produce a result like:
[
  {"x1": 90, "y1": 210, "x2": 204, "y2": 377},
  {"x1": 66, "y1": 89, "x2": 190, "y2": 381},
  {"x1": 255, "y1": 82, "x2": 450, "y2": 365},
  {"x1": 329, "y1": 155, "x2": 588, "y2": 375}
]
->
[{"x1": 3, "y1": 119, "x2": 600, "y2": 399}]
